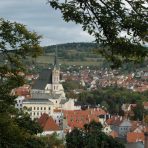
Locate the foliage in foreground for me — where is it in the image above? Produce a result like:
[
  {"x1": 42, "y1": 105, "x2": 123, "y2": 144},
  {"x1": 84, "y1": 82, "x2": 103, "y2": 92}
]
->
[
  {"x1": 49, "y1": 0, "x2": 148, "y2": 67},
  {"x1": 0, "y1": 18, "x2": 45, "y2": 147},
  {"x1": 66, "y1": 121, "x2": 125, "y2": 148}
]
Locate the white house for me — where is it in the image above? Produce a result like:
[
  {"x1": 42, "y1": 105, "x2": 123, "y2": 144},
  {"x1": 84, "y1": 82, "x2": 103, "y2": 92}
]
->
[{"x1": 15, "y1": 96, "x2": 25, "y2": 110}]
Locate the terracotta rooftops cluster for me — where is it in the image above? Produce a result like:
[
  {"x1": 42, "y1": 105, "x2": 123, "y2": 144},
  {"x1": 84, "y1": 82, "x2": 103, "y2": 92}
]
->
[{"x1": 63, "y1": 108, "x2": 106, "y2": 129}]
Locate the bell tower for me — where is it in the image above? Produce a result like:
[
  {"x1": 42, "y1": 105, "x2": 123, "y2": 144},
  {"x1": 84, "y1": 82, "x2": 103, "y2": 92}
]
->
[{"x1": 52, "y1": 46, "x2": 60, "y2": 92}]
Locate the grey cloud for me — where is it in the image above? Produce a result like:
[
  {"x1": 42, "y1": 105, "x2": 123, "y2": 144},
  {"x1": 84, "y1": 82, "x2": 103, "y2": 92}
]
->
[{"x1": 0, "y1": 0, "x2": 94, "y2": 46}]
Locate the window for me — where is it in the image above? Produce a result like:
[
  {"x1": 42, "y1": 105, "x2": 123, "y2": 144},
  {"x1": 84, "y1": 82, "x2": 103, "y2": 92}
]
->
[
  {"x1": 37, "y1": 107, "x2": 39, "y2": 110},
  {"x1": 34, "y1": 107, "x2": 36, "y2": 110},
  {"x1": 44, "y1": 107, "x2": 46, "y2": 110},
  {"x1": 34, "y1": 112, "x2": 35, "y2": 115},
  {"x1": 49, "y1": 107, "x2": 50, "y2": 110},
  {"x1": 41, "y1": 107, "x2": 42, "y2": 110}
]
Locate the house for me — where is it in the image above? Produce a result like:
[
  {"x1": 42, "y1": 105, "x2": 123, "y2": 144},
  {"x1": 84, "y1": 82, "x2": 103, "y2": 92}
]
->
[
  {"x1": 127, "y1": 132, "x2": 144, "y2": 143},
  {"x1": 106, "y1": 116, "x2": 132, "y2": 138},
  {"x1": 11, "y1": 85, "x2": 30, "y2": 97},
  {"x1": 63, "y1": 108, "x2": 106, "y2": 129},
  {"x1": 103, "y1": 125, "x2": 112, "y2": 135},
  {"x1": 52, "y1": 109, "x2": 63, "y2": 126},
  {"x1": 15, "y1": 96, "x2": 25, "y2": 110},
  {"x1": 23, "y1": 98, "x2": 54, "y2": 120},
  {"x1": 38, "y1": 113, "x2": 62, "y2": 136},
  {"x1": 98, "y1": 114, "x2": 112, "y2": 125}
]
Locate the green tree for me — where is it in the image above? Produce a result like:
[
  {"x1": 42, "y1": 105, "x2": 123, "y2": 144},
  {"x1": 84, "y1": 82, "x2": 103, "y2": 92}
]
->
[
  {"x1": 0, "y1": 18, "x2": 44, "y2": 147},
  {"x1": 132, "y1": 103, "x2": 144, "y2": 121},
  {"x1": 44, "y1": 133, "x2": 64, "y2": 148},
  {"x1": 66, "y1": 121, "x2": 125, "y2": 148},
  {"x1": 101, "y1": 100, "x2": 109, "y2": 110},
  {"x1": 49, "y1": 0, "x2": 148, "y2": 67}
]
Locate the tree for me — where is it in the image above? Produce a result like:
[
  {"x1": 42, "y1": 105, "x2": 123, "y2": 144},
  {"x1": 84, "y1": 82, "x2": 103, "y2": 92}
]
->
[
  {"x1": 43, "y1": 133, "x2": 64, "y2": 148},
  {"x1": 132, "y1": 103, "x2": 144, "y2": 121},
  {"x1": 101, "y1": 100, "x2": 109, "y2": 110},
  {"x1": 0, "y1": 18, "x2": 44, "y2": 147},
  {"x1": 48, "y1": 0, "x2": 148, "y2": 67},
  {"x1": 66, "y1": 121, "x2": 125, "y2": 148}
]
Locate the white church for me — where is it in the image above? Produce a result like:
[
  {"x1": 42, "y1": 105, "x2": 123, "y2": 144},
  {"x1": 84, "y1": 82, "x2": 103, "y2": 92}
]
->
[{"x1": 22, "y1": 48, "x2": 80, "y2": 120}]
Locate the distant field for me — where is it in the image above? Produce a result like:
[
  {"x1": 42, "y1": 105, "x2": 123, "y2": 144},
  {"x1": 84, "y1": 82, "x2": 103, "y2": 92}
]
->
[{"x1": 35, "y1": 55, "x2": 102, "y2": 66}]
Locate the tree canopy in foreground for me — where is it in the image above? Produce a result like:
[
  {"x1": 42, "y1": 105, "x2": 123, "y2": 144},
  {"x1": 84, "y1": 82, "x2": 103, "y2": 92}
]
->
[
  {"x1": 66, "y1": 121, "x2": 125, "y2": 148},
  {"x1": 49, "y1": 0, "x2": 148, "y2": 67},
  {"x1": 0, "y1": 18, "x2": 45, "y2": 147}
]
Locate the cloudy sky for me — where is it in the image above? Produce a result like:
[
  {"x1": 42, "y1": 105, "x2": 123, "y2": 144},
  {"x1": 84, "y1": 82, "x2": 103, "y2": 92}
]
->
[{"x1": 0, "y1": 0, "x2": 94, "y2": 46}]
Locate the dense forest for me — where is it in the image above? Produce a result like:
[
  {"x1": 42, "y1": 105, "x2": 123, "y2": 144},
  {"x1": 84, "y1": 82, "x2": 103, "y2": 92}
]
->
[{"x1": 44, "y1": 42, "x2": 102, "y2": 62}]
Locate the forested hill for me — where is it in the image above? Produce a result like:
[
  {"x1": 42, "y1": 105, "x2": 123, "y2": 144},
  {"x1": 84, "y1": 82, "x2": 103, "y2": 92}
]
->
[
  {"x1": 42, "y1": 42, "x2": 147, "y2": 69},
  {"x1": 44, "y1": 42, "x2": 98, "y2": 53},
  {"x1": 42, "y1": 42, "x2": 103, "y2": 65}
]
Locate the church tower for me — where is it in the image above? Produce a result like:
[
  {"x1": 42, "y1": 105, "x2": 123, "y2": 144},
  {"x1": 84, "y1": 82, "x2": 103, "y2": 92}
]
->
[{"x1": 52, "y1": 47, "x2": 60, "y2": 92}]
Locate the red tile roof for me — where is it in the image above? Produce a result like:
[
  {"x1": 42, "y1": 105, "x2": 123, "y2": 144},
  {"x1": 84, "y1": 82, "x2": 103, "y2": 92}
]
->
[
  {"x1": 63, "y1": 108, "x2": 106, "y2": 129},
  {"x1": 110, "y1": 130, "x2": 118, "y2": 138},
  {"x1": 38, "y1": 113, "x2": 60, "y2": 131},
  {"x1": 106, "y1": 116, "x2": 123, "y2": 126},
  {"x1": 13, "y1": 86, "x2": 30, "y2": 96},
  {"x1": 127, "y1": 132, "x2": 144, "y2": 143}
]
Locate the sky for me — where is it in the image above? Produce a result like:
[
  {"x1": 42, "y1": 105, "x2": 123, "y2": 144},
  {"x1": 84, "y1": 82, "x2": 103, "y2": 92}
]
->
[{"x1": 0, "y1": 0, "x2": 94, "y2": 46}]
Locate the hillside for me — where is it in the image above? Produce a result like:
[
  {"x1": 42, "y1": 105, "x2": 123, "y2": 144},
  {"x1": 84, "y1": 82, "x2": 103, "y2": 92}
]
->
[
  {"x1": 1, "y1": 42, "x2": 147, "y2": 72},
  {"x1": 36, "y1": 42, "x2": 104, "y2": 66}
]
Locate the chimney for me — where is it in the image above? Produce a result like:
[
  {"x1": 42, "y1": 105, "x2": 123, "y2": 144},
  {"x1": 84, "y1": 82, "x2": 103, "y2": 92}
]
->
[{"x1": 144, "y1": 132, "x2": 148, "y2": 148}]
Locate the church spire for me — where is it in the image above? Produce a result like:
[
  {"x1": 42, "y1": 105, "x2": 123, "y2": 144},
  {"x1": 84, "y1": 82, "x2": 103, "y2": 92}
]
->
[{"x1": 54, "y1": 45, "x2": 59, "y2": 69}]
